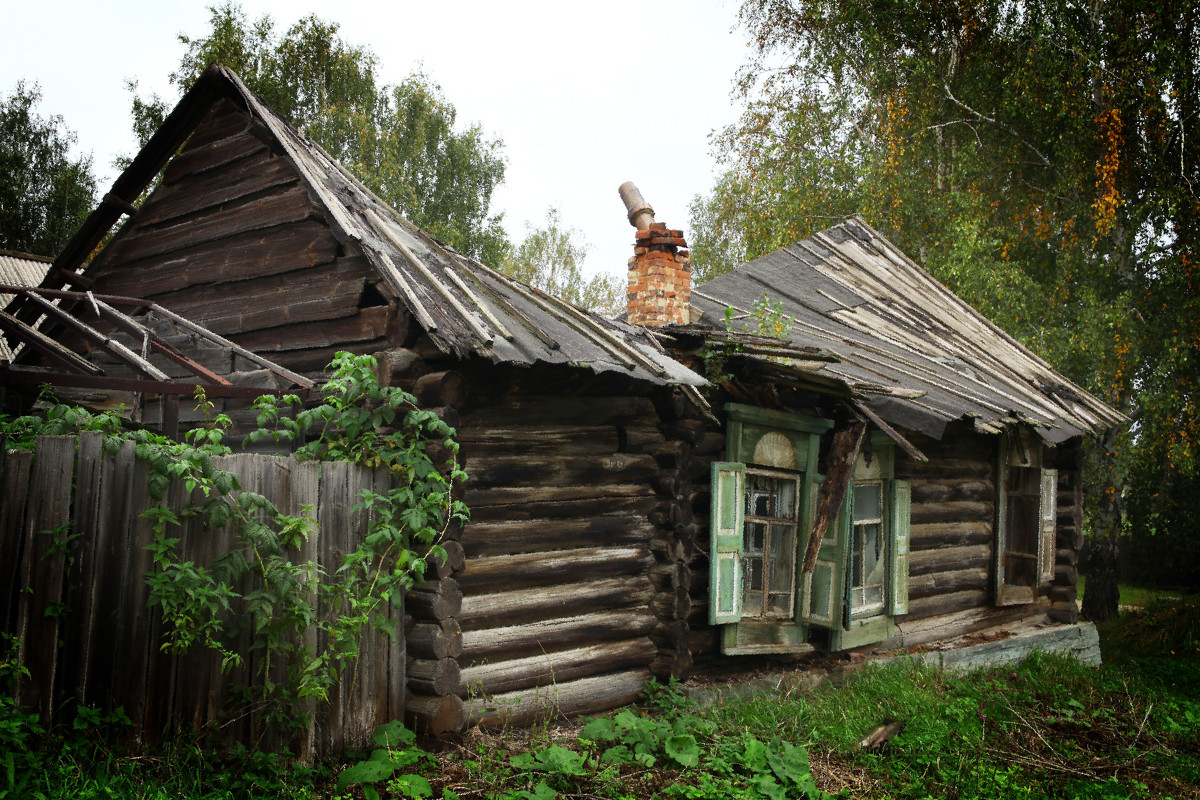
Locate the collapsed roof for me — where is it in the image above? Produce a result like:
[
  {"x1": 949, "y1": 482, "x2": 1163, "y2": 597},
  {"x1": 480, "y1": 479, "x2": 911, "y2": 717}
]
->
[{"x1": 692, "y1": 218, "x2": 1125, "y2": 443}]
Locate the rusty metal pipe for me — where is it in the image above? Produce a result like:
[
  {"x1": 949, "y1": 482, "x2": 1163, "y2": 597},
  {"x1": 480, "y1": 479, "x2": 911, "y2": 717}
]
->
[{"x1": 618, "y1": 181, "x2": 655, "y2": 230}]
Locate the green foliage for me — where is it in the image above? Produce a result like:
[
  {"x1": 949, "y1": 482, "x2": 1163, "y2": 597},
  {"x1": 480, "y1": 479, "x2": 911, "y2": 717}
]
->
[
  {"x1": 335, "y1": 720, "x2": 435, "y2": 799},
  {"x1": 499, "y1": 207, "x2": 624, "y2": 315},
  {"x1": 0, "y1": 354, "x2": 466, "y2": 737},
  {"x1": 694, "y1": 0, "x2": 1200, "y2": 596},
  {"x1": 0, "y1": 82, "x2": 97, "y2": 257},
  {"x1": 132, "y1": 1, "x2": 509, "y2": 264}
]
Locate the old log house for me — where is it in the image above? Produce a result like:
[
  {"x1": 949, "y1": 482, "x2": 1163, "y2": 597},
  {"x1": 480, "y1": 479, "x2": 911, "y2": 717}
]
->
[{"x1": 2, "y1": 64, "x2": 1123, "y2": 741}]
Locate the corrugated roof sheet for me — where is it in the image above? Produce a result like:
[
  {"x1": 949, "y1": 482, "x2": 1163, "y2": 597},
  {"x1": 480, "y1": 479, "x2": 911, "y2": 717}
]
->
[
  {"x1": 0, "y1": 251, "x2": 52, "y2": 361},
  {"x1": 693, "y1": 218, "x2": 1124, "y2": 442}
]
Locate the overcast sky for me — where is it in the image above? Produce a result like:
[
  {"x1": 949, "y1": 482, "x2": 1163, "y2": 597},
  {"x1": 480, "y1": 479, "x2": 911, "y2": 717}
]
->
[{"x1": 2, "y1": 1, "x2": 750, "y2": 280}]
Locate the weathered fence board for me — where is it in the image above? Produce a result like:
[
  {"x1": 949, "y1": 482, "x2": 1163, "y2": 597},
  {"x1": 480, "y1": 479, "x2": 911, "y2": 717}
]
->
[{"x1": 0, "y1": 436, "x2": 402, "y2": 757}]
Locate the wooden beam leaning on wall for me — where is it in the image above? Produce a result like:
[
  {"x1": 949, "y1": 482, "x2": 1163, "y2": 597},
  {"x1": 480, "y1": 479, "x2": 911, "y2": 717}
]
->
[{"x1": 801, "y1": 421, "x2": 867, "y2": 573}]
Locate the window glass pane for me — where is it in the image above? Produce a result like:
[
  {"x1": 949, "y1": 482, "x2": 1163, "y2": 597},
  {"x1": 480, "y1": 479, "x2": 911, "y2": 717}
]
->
[
  {"x1": 745, "y1": 556, "x2": 763, "y2": 591},
  {"x1": 861, "y1": 523, "x2": 883, "y2": 584},
  {"x1": 768, "y1": 524, "x2": 795, "y2": 593},
  {"x1": 768, "y1": 593, "x2": 792, "y2": 615},
  {"x1": 777, "y1": 480, "x2": 796, "y2": 519},
  {"x1": 864, "y1": 585, "x2": 884, "y2": 608},
  {"x1": 854, "y1": 483, "x2": 881, "y2": 522},
  {"x1": 811, "y1": 566, "x2": 832, "y2": 618},
  {"x1": 745, "y1": 522, "x2": 766, "y2": 553}
]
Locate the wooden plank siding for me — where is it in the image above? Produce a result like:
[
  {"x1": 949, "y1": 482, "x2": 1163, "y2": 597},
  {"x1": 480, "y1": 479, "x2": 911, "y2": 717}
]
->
[
  {"x1": 84, "y1": 97, "x2": 389, "y2": 376},
  {"x1": 0, "y1": 436, "x2": 402, "y2": 758}
]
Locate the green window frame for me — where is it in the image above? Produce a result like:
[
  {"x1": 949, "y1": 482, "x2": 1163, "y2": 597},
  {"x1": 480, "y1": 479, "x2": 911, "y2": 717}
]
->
[
  {"x1": 710, "y1": 407, "x2": 911, "y2": 654},
  {"x1": 994, "y1": 429, "x2": 1058, "y2": 606}
]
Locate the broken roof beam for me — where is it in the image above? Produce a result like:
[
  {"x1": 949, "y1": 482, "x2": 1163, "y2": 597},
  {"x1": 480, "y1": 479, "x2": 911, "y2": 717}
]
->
[
  {"x1": 852, "y1": 399, "x2": 929, "y2": 463},
  {"x1": 92, "y1": 299, "x2": 234, "y2": 387},
  {"x1": 144, "y1": 303, "x2": 314, "y2": 391},
  {"x1": 0, "y1": 310, "x2": 104, "y2": 375},
  {"x1": 21, "y1": 291, "x2": 171, "y2": 381}
]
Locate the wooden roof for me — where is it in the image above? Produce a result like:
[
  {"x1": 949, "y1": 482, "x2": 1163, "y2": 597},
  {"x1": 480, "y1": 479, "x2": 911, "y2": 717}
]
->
[
  {"x1": 25, "y1": 66, "x2": 701, "y2": 389},
  {"x1": 692, "y1": 218, "x2": 1124, "y2": 443}
]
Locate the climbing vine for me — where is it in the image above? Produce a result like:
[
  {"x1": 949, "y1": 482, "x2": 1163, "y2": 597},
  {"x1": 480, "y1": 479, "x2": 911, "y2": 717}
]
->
[{"x1": 0, "y1": 352, "x2": 467, "y2": 733}]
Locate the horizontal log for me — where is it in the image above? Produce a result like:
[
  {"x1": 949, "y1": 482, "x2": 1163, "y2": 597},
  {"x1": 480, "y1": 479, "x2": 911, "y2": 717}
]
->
[
  {"x1": 461, "y1": 516, "x2": 654, "y2": 559},
  {"x1": 414, "y1": 371, "x2": 466, "y2": 409},
  {"x1": 910, "y1": 479, "x2": 995, "y2": 504},
  {"x1": 650, "y1": 588, "x2": 691, "y2": 622},
  {"x1": 1054, "y1": 546, "x2": 1078, "y2": 566},
  {"x1": 666, "y1": 419, "x2": 706, "y2": 446},
  {"x1": 408, "y1": 619, "x2": 463, "y2": 660},
  {"x1": 407, "y1": 657, "x2": 460, "y2": 697},
  {"x1": 163, "y1": 129, "x2": 268, "y2": 184},
  {"x1": 406, "y1": 692, "x2": 465, "y2": 738},
  {"x1": 650, "y1": 645, "x2": 694, "y2": 681},
  {"x1": 907, "y1": 567, "x2": 989, "y2": 600},
  {"x1": 231, "y1": 306, "x2": 390, "y2": 353},
  {"x1": 910, "y1": 501, "x2": 993, "y2": 526},
  {"x1": 466, "y1": 487, "x2": 658, "y2": 522},
  {"x1": 1048, "y1": 600, "x2": 1079, "y2": 624},
  {"x1": 268, "y1": 337, "x2": 391, "y2": 376},
  {"x1": 462, "y1": 453, "x2": 658, "y2": 491},
  {"x1": 458, "y1": 576, "x2": 655, "y2": 632},
  {"x1": 1049, "y1": 584, "x2": 1077, "y2": 603},
  {"x1": 460, "y1": 607, "x2": 657, "y2": 665},
  {"x1": 463, "y1": 397, "x2": 659, "y2": 427},
  {"x1": 1054, "y1": 564, "x2": 1078, "y2": 586},
  {"x1": 624, "y1": 426, "x2": 668, "y2": 452},
  {"x1": 427, "y1": 540, "x2": 466, "y2": 581},
  {"x1": 457, "y1": 546, "x2": 654, "y2": 594},
  {"x1": 136, "y1": 149, "x2": 299, "y2": 229},
  {"x1": 180, "y1": 98, "x2": 254, "y2": 150},
  {"x1": 908, "y1": 544, "x2": 990, "y2": 576},
  {"x1": 92, "y1": 220, "x2": 341, "y2": 298},
  {"x1": 457, "y1": 426, "x2": 621, "y2": 457},
  {"x1": 910, "y1": 521, "x2": 991, "y2": 549},
  {"x1": 459, "y1": 637, "x2": 656, "y2": 698},
  {"x1": 903, "y1": 458, "x2": 993, "y2": 480},
  {"x1": 103, "y1": 183, "x2": 319, "y2": 265},
  {"x1": 374, "y1": 348, "x2": 426, "y2": 387},
  {"x1": 903, "y1": 589, "x2": 988, "y2": 621},
  {"x1": 175, "y1": 277, "x2": 367, "y2": 337},
  {"x1": 892, "y1": 598, "x2": 1051, "y2": 649},
  {"x1": 463, "y1": 668, "x2": 651, "y2": 728},
  {"x1": 406, "y1": 579, "x2": 462, "y2": 622}
]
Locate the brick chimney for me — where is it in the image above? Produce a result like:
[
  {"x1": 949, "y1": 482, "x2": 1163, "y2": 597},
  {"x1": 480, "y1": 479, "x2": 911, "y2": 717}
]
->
[{"x1": 619, "y1": 182, "x2": 691, "y2": 326}]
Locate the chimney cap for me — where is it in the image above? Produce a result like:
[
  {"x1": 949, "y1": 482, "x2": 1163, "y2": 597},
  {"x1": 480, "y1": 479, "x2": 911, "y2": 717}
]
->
[{"x1": 618, "y1": 181, "x2": 655, "y2": 230}]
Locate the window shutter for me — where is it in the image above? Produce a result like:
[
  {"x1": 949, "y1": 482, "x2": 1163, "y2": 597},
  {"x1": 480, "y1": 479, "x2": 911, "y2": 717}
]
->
[
  {"x1": 710, "y1": 462, "x2": 746, "y2": 624},
  {"x1": 1039, "y1": 468, "x2": 1058, "y2": 584},
  {"x1": 888, "y1": 479, "x2": 911, "y2": 616}
]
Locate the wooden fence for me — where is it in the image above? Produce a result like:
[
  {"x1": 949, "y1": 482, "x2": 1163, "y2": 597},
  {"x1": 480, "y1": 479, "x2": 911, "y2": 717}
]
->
[{"x1": 0, "y1": 432, "x2": 404, "y2": 758}]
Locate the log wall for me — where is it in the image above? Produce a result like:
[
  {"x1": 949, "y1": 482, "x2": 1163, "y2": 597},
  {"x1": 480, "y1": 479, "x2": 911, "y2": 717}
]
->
[
  {"x1": 378, "y1": 357, "x2": 699, "y2": 734},
  {"x1": 85, "y1": 98, "x2": 394, "y2": 376}
]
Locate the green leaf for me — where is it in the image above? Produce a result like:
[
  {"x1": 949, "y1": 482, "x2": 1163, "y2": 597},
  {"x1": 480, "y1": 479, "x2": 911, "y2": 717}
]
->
[
  {"x1": 389, "y1": 773, "x2": 433, "y2": 798},
  {"x1": 336, "y1": 759, "x2": 395, "y2": 791},
  {"x1": 665, "y1": 733, "x2": 700, "y2": 768}
]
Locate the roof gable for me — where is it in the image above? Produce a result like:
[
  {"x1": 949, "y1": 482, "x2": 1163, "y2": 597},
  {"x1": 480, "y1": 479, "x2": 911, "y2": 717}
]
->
[{"x1": 34, "y1": 66, "x2": 701, "y2": 388}]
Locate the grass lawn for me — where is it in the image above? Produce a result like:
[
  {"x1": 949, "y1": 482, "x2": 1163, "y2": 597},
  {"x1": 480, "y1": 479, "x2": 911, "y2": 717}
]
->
[{"x1": 4, "y1": 598, "x2": 1199, "y2": 799}]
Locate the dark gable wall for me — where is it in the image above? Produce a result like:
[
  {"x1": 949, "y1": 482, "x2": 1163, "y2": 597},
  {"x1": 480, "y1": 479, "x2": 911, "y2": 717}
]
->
[{"x1": 86, "y1": 98, "x2": 392, "y2": 375}]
